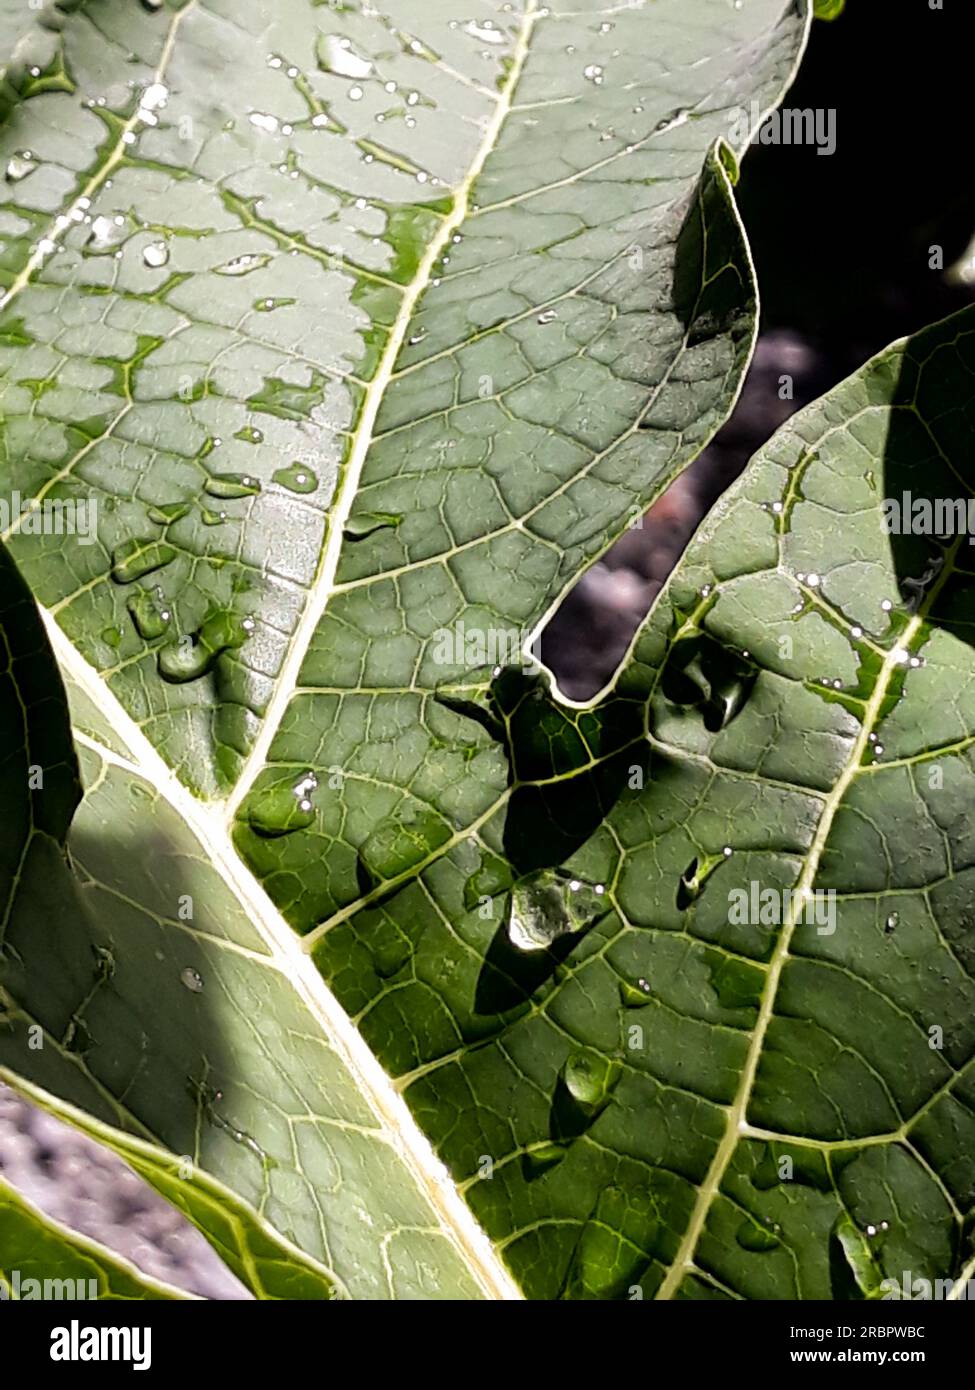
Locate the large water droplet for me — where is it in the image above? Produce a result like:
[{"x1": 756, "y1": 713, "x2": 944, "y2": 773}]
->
[
  {"x1": 205, "y1": 471, "x2": 262, "y2": 498},
  {"x1": 398, "y1": 31, "x2": 441, "y2": 63},
  {"x1": 619, "y1": 977, "x2": 652, "y2": 1008},
  {"x1": 127, "y1": 590, "x2": 171, "y2": 640},
  {"x1": 148, "y1": 501, "x2": 190, "y2": 526},
  {"x1": 215, "y1": 252, "x2": 273, "y2": 277},
  {"x1": 830, "y1": 1214, "x2": 885, "y2": 1298},
  {"x1": 246, "y1": 772, "x2": 318, "y2": 837},
  {"x1": 111, "y1": 539, "x2": 177, "y2": 584},
  {"x1": 142, "y1": 240, "x2": 169, "y2": 268},
  {"x1": 157, "y1": 611, "x2": 254, "y2": 684},
  {"x1": 344, "y1": 511, "x2": 402, "y2": 540},
  {"x1": 655, "y1": 107, "x2": 690, "y2": 134},
  {"x1": 233, "y1": 426, "x2": 264, "y2": 446},
  {"x1": 180, "y1": 967, "x2": 204, "y2": 993},
  {"x1": 676, "y1": 852, "x2": 727, "y2": 909},
  {"x1": 523, "y1": 1142, "x2": 567, "y2": 1178},
  {"x1": 463, "y1": 20, "x2": 505, "y2": 45},
  {"x1": 5, "y1": 152, "x2": 37, "y2": 183},
  {"x1": 317, "y1": 34, "x2": 373, "y2": 79},
  {"x1": 506, "y1": 871, "x2": 605, "y2": 953},
  {"x1": 736, "y1": 1219, "x2": 780, "y2": 1253},
  {"x1": 86, "y1": 214, "x2": 128, "y2": 254},
  {"x1": 562, "y1": 1050, "x2": 618, "y2": 1111},
  {"x1": 272, "y1": 462, "x2": 318, "y2": 494},
  {"x1": 138, "y1": 82, "x2": 169, "y2": 116}
]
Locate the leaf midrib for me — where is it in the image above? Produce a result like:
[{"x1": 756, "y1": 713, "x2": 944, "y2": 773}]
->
[
  {"x1": 655, "y1": 519, "x2": 963, "y2": 1300},
  {"x1": 0, "y1": 1, "x2": 195, "y2": 315},
  {"x1": 4, "y1": 0, "x2": 825, "y2": 1301},
  {"x1": 41, "y1": 611, "x2": 522, "y2": 1301},
  {"x1": 225, "y1": 0, "x2": 542, "y2": 822}
]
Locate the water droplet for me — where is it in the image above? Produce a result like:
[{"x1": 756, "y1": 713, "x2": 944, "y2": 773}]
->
[
  {"x1": 148, "y1": 500, "x2": 191, "y2": 526},
  {"x1": 111, "y1": 539, "x2": 177, "y2": 584},
  {"x1": 215, "y1": 252, "x2": 272, "y2": 277},
  {"x1": 885, "y1": 912, "x2": 899, "y2": 934},
  {"x1": 180, "y1": 967, "x2": 204, "y2": 993},
  {"x1": 583, "y1": 64, "x2": 604, "y2": 83},
  {"x1": 463, "y1": 20, "x2": 505, "y2": 45},
  {"x1": 736, "y1": 1219, "x2": 780, "y2": 1253},
  {"x1": 537, "y1": 309, "x2": 557, "y2": 324},
  {"x1": 506, "y1": 871, "x2": 605, "y2": 952},
  {"x1": 157, "y1": 610, "x2": 254, "y2": 684},
  {"x1": 619, "y1": 977, "x2": 651, "y2": 1007},
  {"x1": 127, "y1": 590, "x2": 171, "y2": 640},
  {"x1": 561, "y1": 1050, "x2": 619, "y2": 1112},
  {"x1": 317, "y1": 34, "x2": 373, "y2": 79},
  {"x1": 272, "y1": 461, "x2": 318, "y2": 494},
  {"x1": 86, "y1": 214, "x2": 128, "y2": 254},
  {"x1": 676, "y1": 852, "x2": 727, "y2": 909},
  {"x1": 5, "y1": 152, "x2": 37, "y2": 182},
  {"x1": 246, "y1": 772, "x2": 318, "y2": 837},
  {"x1": 523, "y1": 1142, "x2": 567, "y2": 1178},
  {"x1": 205, "y1": 471, "x2": 261, "y2": 499},
  {"x1": 344, "y1": 511, "x2": 402, "y2": 540},
  {"x1": 234, "y1": 427, "x2": 264, "y2": 450},
  {"x1": 248, "y1": 112, "x2": 280, "y2": 133},
  {"x1": 138, "y1": 82, "x2": 169, "y2": 119},
  {"x1": 142, "y1": 240, "x2": 169, "y2": 268},
  {"x1": 655, "y1": 107, "x2": 690, "y2": 133}
]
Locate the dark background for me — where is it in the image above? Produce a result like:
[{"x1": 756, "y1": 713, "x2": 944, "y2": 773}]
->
[{"x1": 543, "y1": 0, "x2": 975, "y2": 697}]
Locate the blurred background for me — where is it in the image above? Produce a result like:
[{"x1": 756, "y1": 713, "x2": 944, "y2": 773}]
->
[{"x1": 3, "y1": 0, "x2": 974, "y2": 1296}]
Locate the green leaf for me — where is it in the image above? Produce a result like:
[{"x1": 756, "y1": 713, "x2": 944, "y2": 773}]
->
[
  {"x1": 0, "y1": 1171, "x2": 191, "y2": 1300},
  {"x1": 0, "y1": 0, "x2": 810, "y2": 794},
  {"x1": 268, "y1": 300, "x2": 975, "y2": 1300},
  {"x1": 813, "y1": 0, "x2": 846, "y2": 21},
  {"x1": 0, "y1": 0, "x2": 821, "y2": 1299},
  {"x1": 0, "y1": 1073, "x2": 340, "y2": 1300},
  {"x1": 0, "y1": 557, "x2": 498, "y2": 1298}
]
